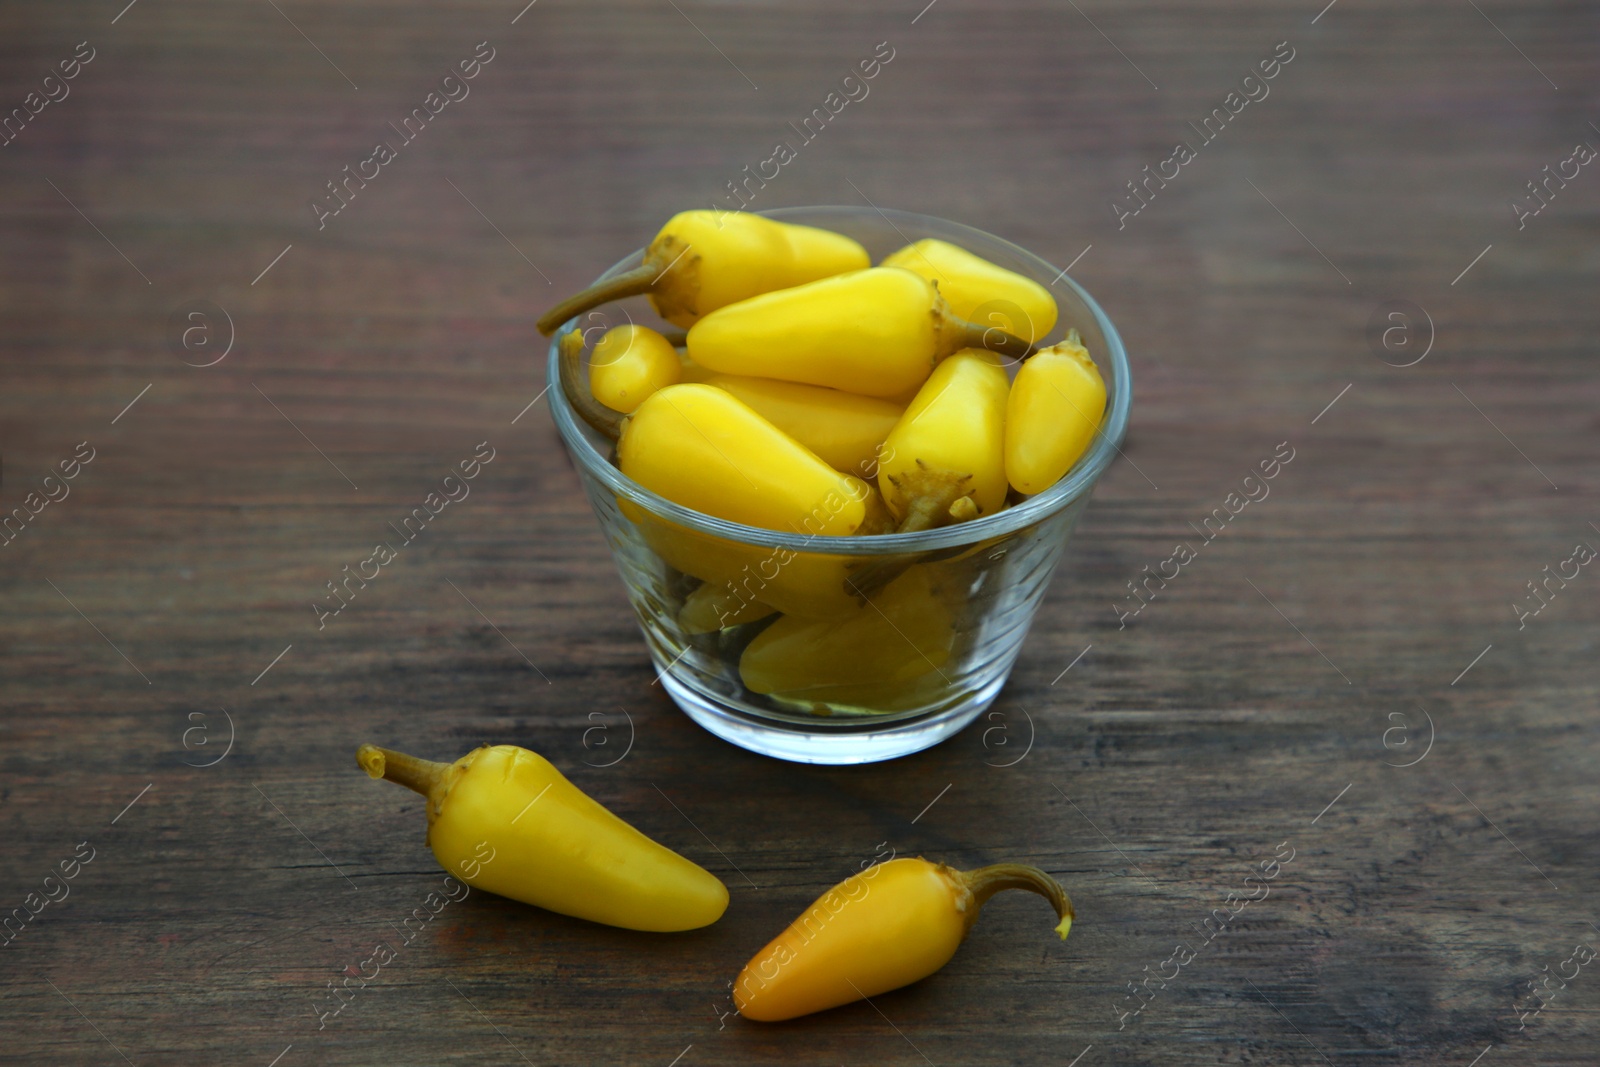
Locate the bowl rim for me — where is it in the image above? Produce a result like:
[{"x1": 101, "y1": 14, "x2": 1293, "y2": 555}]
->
[{"x1": 545, "y1": 205, "x2": 1132, "y2": 556}]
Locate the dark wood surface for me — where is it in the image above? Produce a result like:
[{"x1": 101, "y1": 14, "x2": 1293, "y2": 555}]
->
[{"x1": 3, "y1": 1, "x2": 1598, "y2": 1063}]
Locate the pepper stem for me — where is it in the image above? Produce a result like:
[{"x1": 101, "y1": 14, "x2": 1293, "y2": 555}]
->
[
  {"x1": 954, "y1": 862, "x2": 1075, "y2": 941},
  {"x1": 893, "y1": 467, "x2": 974, "y2": 534},
  {"x1": 536, "y1": 263, "x2": 660, "y2": 336},
  {"x1": 558, "y1": 328, "x2": 626, "y2": 440},
  {"x1": 955, "y1": 319, "x2": 1036, "y2": 361},
  {"x1": 357, "y1": 744, "x2": 450, "y2": 799},
  {"x1": 842, "y1": 470, "x2": 971, "y2": 599}
]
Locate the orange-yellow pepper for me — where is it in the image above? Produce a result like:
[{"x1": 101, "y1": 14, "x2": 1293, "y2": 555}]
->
[
  {"x1": 734, "y1": 858, "x2": 1073, "y2": 1021},
  {"x1": 881, "y1": 238, "x2": 1058, "y2": 343},
  {"x1": 1004, "y1": 330, "x2": 1106, "y2": 495},
  {"x1": 538, "y1": 211, "x2": 868, "y2": 334},
  {"x1": 356, "y1": 743, "x2": 728, "y2": 932}
]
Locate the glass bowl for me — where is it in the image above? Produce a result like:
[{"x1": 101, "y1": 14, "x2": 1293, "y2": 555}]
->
[{"x1": 546, "y1": 206, "x2": 1131, "y2": 764}]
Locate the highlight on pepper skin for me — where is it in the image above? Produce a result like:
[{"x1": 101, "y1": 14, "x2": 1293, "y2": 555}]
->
[
  {"x1": 356, "y1": 743, "x2": 728, "y2": 932},
  {"x1": 732, "y1": 857, "x2": 1073, "y2": 1022}
]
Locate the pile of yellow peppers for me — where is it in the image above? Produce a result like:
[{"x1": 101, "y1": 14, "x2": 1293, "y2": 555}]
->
[{"x1": 545, "y1": 211, "x2": 1109, "y2": 714}]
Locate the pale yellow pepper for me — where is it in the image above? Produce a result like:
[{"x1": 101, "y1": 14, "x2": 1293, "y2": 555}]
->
[
  {"x1": 356, "y1": 743, "x2": 727, "y2": 932},
  {"x1": 678, "y1": 580, "x2": 776, "y2": 634},
  {"x1": 739, "y1": 566, "x2": 955, "y2": 711},
  {"x1": 735, "y1": 858, "x2": 1073, "y2": 1021},
  {"x1": 538, "y1": 211, "x2": 869, "y2": 334},
  {"x1": 1004, "y1": 330, "x2": 1106, "y2": 495},
  {"x1": 626, "y1": 506, "x2": 866, "y2": 620},
  {"x1": 589, "y1": 325, "x2": 682, "y2": 413},
  {"x1": 878, "y1": 350, "x2": 1010, "y2": 525},
  {"x1": 882, "y1": 238, "x2": 1058, "y2": 343},
  {"x1": 686, "y1": 268, "x2": 1032, "y2": 399},
  {"x1": 705, "y1": 375, "x2": 902, "y2": 476}
]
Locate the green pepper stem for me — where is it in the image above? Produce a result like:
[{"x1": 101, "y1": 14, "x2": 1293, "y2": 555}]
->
[
  {"x1": 536, "y1": 263, "x2": 660, "y2": 336},
  {"x1": 558, "y1": 328, "x2": 626, "y2": 440},
  {"x1": 956, "y1": 319, "x2": 1036, "y2": 361},
  {"x1": 931, "y1": 290, "x2": 1037, "y2": 362},
  {"x1": 954, "y1": 862, "x2": 1075, "y2": 941},
  {"x1": 843, "y1": 470, "x2": 972, "y2": 599},
  {"x1": 357, "y1": 744, "x2": 449, "y2": 799}
]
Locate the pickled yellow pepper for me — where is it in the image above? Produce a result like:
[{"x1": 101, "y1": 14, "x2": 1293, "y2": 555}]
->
[
  {"x1": 734, "y1": 858, "x2": 1073, "y2": 1021},
  {"x1": 559, "y1": 332, "x2": 875, "y2": 541},
  {"x1": 882, "y1": 238, "x2": 1058, "y2": 343},
  {"x1": 686, "y1": 268, "x2": 1034, "y2": 399},
  {"x1": 356, "y1": 743, "x2": 728, "y2": 932},
  {"x1": 878, "y1": 350, "x2": 1010, "y2": 527},
  {"x1": 1004, "y1": 330, "x2": 1107, "y2": 495},
  {"x1": 619, "y1": 384, "x2": 868, "y2": 536},
  {"x1": 537, "y1": 211, "x2": 868, "y2": 335},
  {"x1": 705, "y1": 375, "x2": 902, "y2": 476},
  {"x1": 740, "y1": 566, "x2": 954, "y2": 710},
  {"x1": 679, "y1": 581, "x2": 776, "y2": 634},
  {"x1": 632, "y1": 510, "x2": 867, "y2": 620},
  {"x1": 589, "y1": 324, "x2": 681, "y2": 413}
]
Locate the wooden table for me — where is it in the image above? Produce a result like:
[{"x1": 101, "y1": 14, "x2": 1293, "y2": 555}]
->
[{"x1": 3, "y1": 2, "x2": 1596, "y2": 1063}]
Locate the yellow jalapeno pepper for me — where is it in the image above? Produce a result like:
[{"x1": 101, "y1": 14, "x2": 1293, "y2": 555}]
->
[
  {"x1": 679, "y1": 580, "x2": 776, "y2": 634},
  {"x1": 589, "y1": 324, "x2": 682, "y2": 413},
  {"x1": 630, "y1": 510, "x2": 868, "y2": 620},
  {"x1": 537, "y1": 211, "x2": 869, "y2": 334},
  {"x1": 611, "y1": 383, "x2": 878, "y2": 618},
  {"x1": 734, "y1": 858, "x2": 1073, "y2": 1021},
  {"x1": 619, "y1": 384, "x2": 868, "y2": 535},
  {"x1": 356, "y1": 743, "x2": 728, "y2": 932},
  {"x1": 739, "y1": 566, "x2": 955, "y2": 712},
  {"x1": 563, "y1": 333, "x2": 874, "y2": 539},
  {"x1": 1004, "y1": 329, "x2": 1107, "y2": 495},
  {"x1": 704, "y1": 374, "x2": 902, "y2": 477},
  {"x1": 878, "y1": 350, "x2": 1010, "y2": 528},
  {"x1": 881, "y1": 238, "x2": 1058, "y2": 344},
  {"x1": 685, "y1": 268, "x2": 1033, "y2": 399}
]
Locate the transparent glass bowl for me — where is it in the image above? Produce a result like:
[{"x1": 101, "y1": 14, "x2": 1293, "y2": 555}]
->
[{"x1": 546, "y1": 206, "x2": 1131, "y2": 764}]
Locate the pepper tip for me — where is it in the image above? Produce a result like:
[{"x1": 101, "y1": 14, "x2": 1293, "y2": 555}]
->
[
  {"x1": 1055, "y1": 914, "x2": 1073, "y2": 941},
  {"x1": 356, "y1": 744, "x2": 386, "y2": 779}
]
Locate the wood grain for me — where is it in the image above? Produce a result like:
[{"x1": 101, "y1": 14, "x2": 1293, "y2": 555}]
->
[{"x1": 2, "y1": 1, "x2": 1598, "y2": 1063}]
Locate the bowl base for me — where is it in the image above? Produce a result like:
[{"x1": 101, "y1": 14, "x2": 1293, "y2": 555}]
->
[{"x1": 659, "y1": 667, "x2": 1004, "y2": 764}]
